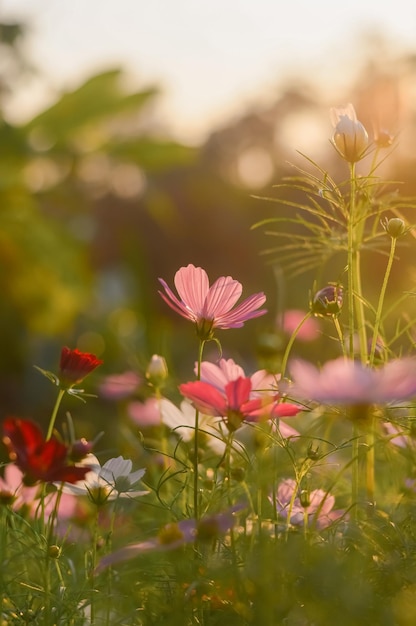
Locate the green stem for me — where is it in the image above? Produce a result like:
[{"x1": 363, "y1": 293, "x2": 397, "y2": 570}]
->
[
  {"x1": 332, "y1": 315, "x2": 346, "y2": 358},
  {"x1": 347, "y1": 164, "x2": 356, "y2": 358},
  {"x1": 369, "y1": 236, "x2": 396, "y2": 365},
  {"x1": 348, "y1": 163, "x2": 367, "y2": 363},
  {"x1": 280, "y1": 311, "x2": 313, "y2": 379},
  {"x1": 351, "y1": 421, "x2": 360, "y2": 522},
  {"x1": 193, "y1": 339, "x2": 206, "y2": 521},
  {"x1": 46, "y1": 388, "x2": 66, "y2": 440}
]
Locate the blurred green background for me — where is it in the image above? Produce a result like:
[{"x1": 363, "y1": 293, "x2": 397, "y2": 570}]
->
[{"x1": 2, "y1": 18, "x2": 416, "y2": 446}]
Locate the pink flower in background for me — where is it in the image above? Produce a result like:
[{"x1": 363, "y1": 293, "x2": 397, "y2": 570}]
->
[
  {"x1": 289, "y1": 357, "x2": 416, "y2": 405},
  {"x1": 276, "y1": 309, "x2": 320, "y2": 342},
  {"x1": 269, "y1": 478, "x2": 343, "y2": 530},
  {"x1": 127, "y1": 398, "x2": 162, "y2": 427},
  {"x1": 99, "y1": 371, "x2": 141, "y2": 400},
  {"x1": 158, "y1": 264, "x2": 266, "y2": 339},
  {"x1": 0, "y1": 463, "x2": 38, "y2": 509},
  {"x1": 383, "y1": 422, "x2": 416, "y2": 450}
]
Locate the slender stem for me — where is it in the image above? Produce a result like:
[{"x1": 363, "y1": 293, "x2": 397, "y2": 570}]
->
[
  {"x1": 46, "y1": 388, "x2": 66, "y2": 440},
  {"x1": 280, "y1": 311, "x2": 313, "y2": 379},
  {"x1": 369, "y1": 236, "x2": 396, "y2": 365},
  {"x1": 353, "y1": 250, "x2": 368, "y2": 364},
  {"x1": 193, "y1": 339, "x2": 206, "y2": 520},
  {"x1": 351, "y1": 421, "x2": 360, "y2": 522},
  {"x1": 347, "y1": 164, "x2": 356, "y2": 358},
  {"x1": 332, "y1": 316, "x2": 346, "y2": 358},
  {"x1": 348, "y1": 162, "x2": 367, "y2": 363},
  {"x1": 366, "y1": 418, "x2": 375, "y2": 510}
]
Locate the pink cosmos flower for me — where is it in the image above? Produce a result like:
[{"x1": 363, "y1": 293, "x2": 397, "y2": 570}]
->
[
  {"x1": 158, "y1": 264, "x2": 267, "y2": 339},
  {"x1": 289, "y1": 357, "x2": 416, "y2": 405},
  {"x1": 198, "y1": 358, "x2": 302, "y2": 432},
  {"x1": 269, "y1": 478, "x2": 344, "y2": 530},
  {"x1": 180, "y1": 376, "x2": 277, "y2": 432}
]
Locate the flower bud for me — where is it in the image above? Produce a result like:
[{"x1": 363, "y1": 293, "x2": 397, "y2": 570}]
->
[
  {"x1": 69, "y1": 437, "x2": 94, "y2": 461},
  {"x1": 48, "y1": 545, "x2": 62, "y2": 559},
  {"x1": 374, "y1": 128, "x2": 394, "y2": 148},
  {"x1": 330, "y1": 104, "x2": 368, "y2": 163},
  {"x1": 310, "y1": 285, "x2": 343, "y2": 318},
  {"x1": 145, "y1": 355, "x2": 168, "y2": 389},
  {"x1": 307, "y1": 443, "x2": 320, "y2": 460},
  {"x1": 382, "y1": 217, "x2": 407, "y2": 239},
  {"x1": 299, "y1": 489, "x2": 310, "y2": 509}
]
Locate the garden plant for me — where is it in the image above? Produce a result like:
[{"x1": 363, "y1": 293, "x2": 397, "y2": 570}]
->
[{"x1": 3, "y1": 103, "x2": 416, "y2": 625}]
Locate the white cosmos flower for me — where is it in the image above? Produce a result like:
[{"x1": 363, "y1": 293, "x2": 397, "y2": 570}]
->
[
  {"x1": 62, "y1": 454, "x2": 149, "y2": 504},
  {"x1": 160, "y1": 398, "x2": 219, "y2": 443}
]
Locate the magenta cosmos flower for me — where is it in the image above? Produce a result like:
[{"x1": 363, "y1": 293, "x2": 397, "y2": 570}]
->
[
  {"x1": 158, "y1": 264, "x2": 267, "y2": 339},
  {"x1": 289, "y1": 357, "x2": 416, "y2": 405},
  {"x1": 198, "y1": 358, "x2": 302, "y2": 424},
  {"x1": 180, "y1": 376, "x2": 278, "y2": 432}
]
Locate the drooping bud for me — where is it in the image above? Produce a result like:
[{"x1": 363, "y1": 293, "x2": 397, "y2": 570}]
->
[
  {"x1": 310, "y1": 284, "x2": 343, "y2": 318},
  {"x1": 330, "y1": 104, "x2": 369, "y2": 163}
]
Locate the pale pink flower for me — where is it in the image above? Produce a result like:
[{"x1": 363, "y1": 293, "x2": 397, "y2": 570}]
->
[
  {"x1": 289, "y1": 357, "x2": 416, "y2": 405},
  {"x1": 158, "y1": 264, "x2": 266, "y2": 339},
  {"x1": 382, "y1": 422, "x2": 416, "y2": 450},
  {"x1": 270, "y1": 478, "x2": 343, "y2": 530},
  {"x1": 276, "y1": 309, "x2": 320, "y2": 342},
  {"x1": 99, "y1": 371, "x2": 141, "y2": 400},
  {"x1": 127, "y1": 398, "x2": 162, "y2": 427}
]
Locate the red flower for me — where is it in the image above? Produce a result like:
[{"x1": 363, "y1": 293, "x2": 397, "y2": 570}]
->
[
  {"x1": 59, "y1": 347, "x2": 103, "y2": 388},
  {"x1": 2, "y1": 418, "x2": 91, "y2": 486}
]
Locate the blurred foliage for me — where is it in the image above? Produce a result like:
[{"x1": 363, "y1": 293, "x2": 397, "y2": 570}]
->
[{"x1": 2, "y1": 17, "x2": 416, "y2": 422}]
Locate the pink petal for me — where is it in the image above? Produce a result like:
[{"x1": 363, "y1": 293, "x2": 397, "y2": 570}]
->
[
  {"x1": 199, "y1": 358, "x2": 245, "y2": 390},
  {"x1": 174, "y1": 265, "x2": 209, "y2": 314},
  {"x1": 225, "y1": 377, "x2": 252, "y2": 411},
  {"x1": 179, "y1": 381, "x2": 227, "y2": 416},
  {"x1": 202, "y1": 276, "x2": 242, "y2": 319},
  {"x1": 215, "y1": 292, "x2": 267, "y2": 328},
  {"x1": 158, "y1": 278, "x2": 196, "y2": 321}
]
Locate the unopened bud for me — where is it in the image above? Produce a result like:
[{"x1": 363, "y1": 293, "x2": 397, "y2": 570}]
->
[
  {"x1": 307, "y1": 444, "x2": 320, "y2": 460},
  {"x1": 48, "y1": 545, "x2": 62, "y2": 559},
  {"x1": 374, "y1": 128, "x2": 394, "y2": 148},
  {"x1": 382, "y1": 217, "x2": 407, "y2": 239},
  {"x1": 146, "y1": 355, "x2": 168, "y2": 389},
  {"x1": 330, "y1": 104, "x2": 369, "y2": 163},
  {"x1": 299, "y1": 489, "x2": 310, "y2": 509},
  {"x1": 311, "y1": 285, "x2": 343, "y2": 318}
]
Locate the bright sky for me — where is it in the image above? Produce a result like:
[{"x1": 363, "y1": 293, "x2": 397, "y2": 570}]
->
[{"x1": 3, "y1": 0, "x2": 416, "y2": 143}]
